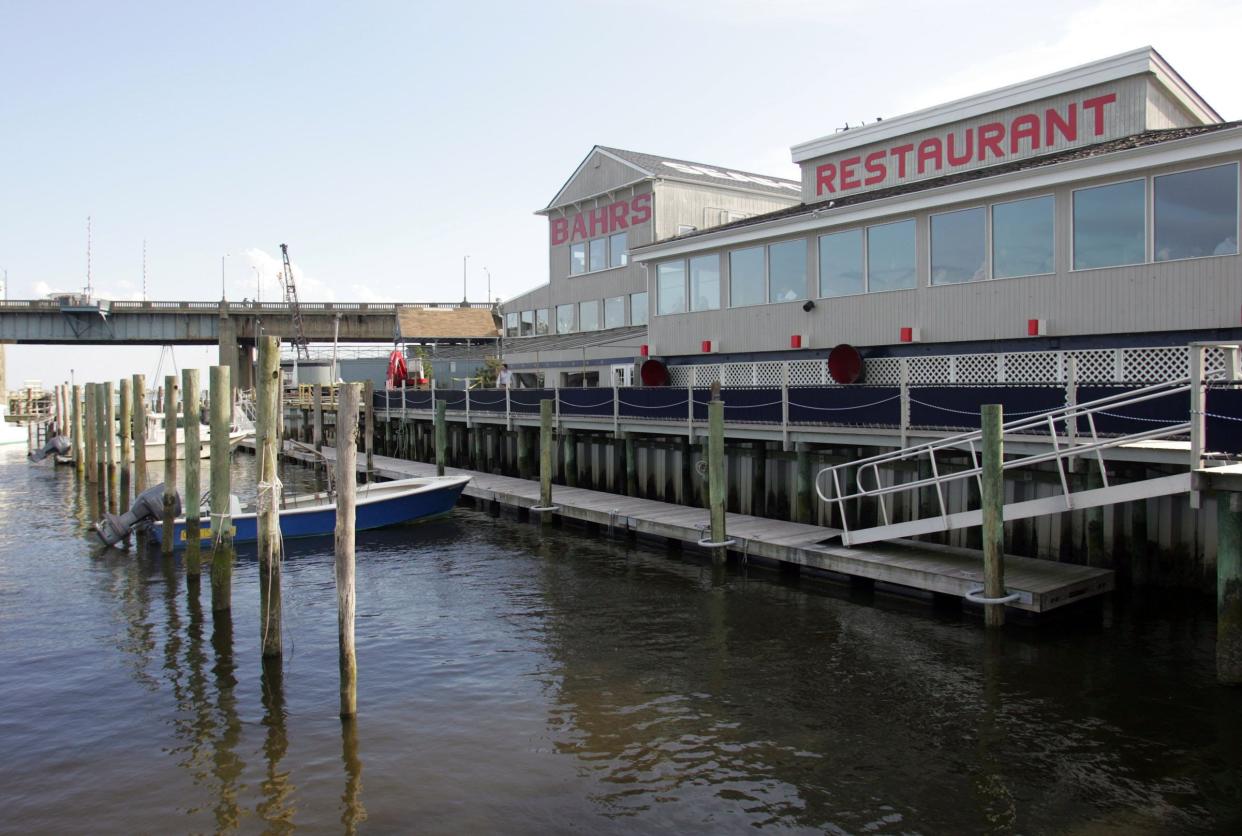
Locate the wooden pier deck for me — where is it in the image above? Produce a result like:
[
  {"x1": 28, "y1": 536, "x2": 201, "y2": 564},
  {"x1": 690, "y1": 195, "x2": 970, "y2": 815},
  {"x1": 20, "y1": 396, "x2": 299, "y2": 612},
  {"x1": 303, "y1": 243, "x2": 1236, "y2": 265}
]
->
[{"x1": 276, "y1": 443, "x2": 1114, "y2": 614}]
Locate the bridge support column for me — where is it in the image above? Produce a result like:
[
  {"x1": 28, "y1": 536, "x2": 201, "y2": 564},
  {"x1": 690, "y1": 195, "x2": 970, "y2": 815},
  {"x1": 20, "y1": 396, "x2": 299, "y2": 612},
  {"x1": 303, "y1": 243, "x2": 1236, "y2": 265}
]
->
[
  {"x1": 217, "y1": 315, "x2": 240, "y2": 396},
  {"x1": 1219, "y1": 492, "x2": 1242, "y2": 684},
  {"x1": 235, "y1": 342, "x2": 254, "y2": 392}
]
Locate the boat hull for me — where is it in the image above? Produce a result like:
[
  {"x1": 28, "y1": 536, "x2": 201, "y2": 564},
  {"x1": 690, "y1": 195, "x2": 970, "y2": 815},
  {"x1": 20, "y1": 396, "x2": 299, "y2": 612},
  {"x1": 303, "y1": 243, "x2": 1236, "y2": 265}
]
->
[{"x1": 151, "y1": 475, "x2": 470, "y2": 548}]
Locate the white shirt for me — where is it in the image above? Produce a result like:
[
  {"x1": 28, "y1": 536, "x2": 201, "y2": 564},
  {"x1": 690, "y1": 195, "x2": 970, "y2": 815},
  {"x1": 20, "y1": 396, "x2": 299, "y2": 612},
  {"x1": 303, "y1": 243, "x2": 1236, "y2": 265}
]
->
[{"x1": 497, "y1": 369, "x2": 513, "y2": 387}]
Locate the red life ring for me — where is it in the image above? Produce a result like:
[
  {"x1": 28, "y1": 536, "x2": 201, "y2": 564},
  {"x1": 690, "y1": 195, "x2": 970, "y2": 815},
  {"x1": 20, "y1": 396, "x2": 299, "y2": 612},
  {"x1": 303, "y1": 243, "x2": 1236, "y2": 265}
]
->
[{"x1": 386, "y1": 350, "x2": 407, "y2": 389}]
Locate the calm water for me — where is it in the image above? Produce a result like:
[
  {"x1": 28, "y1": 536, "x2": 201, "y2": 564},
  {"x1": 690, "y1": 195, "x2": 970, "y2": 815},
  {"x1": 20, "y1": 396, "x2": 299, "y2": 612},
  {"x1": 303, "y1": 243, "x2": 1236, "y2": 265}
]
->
[{"x1": 2, "y1": 446, "x2": 1241, "y2": 834}]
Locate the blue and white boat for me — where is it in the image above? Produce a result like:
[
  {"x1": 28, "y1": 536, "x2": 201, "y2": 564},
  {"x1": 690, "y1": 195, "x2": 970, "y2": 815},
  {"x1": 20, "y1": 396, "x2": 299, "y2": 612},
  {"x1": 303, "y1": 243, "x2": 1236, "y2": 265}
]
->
[{"x1": 150, "y1": 474, "x2": 471, "y2": 549}]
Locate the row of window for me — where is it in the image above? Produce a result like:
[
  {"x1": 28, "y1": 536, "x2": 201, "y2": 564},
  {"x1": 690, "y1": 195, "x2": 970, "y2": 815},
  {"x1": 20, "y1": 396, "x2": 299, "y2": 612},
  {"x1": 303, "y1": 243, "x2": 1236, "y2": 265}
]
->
[
  {"x1": 505, "y1": 292, "x2": 649, "y2": 336},
  {"x1": 570, "y1": 231, "x2": 629, "y2": 275},
  {"x1": 655, "y1": 162, "x2": 1240, "y2": 313}
]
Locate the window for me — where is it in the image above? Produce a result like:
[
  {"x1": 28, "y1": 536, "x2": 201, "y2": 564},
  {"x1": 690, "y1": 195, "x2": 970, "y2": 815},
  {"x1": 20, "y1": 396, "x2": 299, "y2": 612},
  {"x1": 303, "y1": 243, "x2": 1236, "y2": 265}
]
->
[
  {"x1": 570, "y1": 242, "x2": 586, "y2": 275},
  {"x1": 630, "y1": 291, "x2": 649, "y2": 326},
  {"x1": 1155, "y1": 163, "x2": 1239, "y2": 261},
  {"x1": 589, "y1": 238, "x2": 607, "y2": 272},
  {"x1": 993, "y1": 196, "x2": 1054, "y2": 278},
  {"x1": 657, "y1": 261, "x2": 686, "y2": 315},
  {"x1": 505, "y1": 312, "x2": 519, "y2": 337},
  {"x1": 729, "y1": 246, "x2": 765, "y2": 307},
  {"x1": 677, "y1": 224, "x2": 697, "y2": 235},
  {"x1": 609, "y1": 232, "x2": 628, "y2": 268},
  {"x1": 535, "y1": 308, "x2": 550, "y2": 335},
  {"x1": 689, "y1": 255, "x2": 720, "y2": 311},
  {"x1": 579, "y1": 300, "x2": 600, "y2": 331},
  {"x1": 1073, "y1": 180, "x2": 1145, "y2": 269},
  {"x1": 819, "y1": 229, "x2": 864, "y2": 297},
  {"x1": 520, "y1": 310, "x2": 534, "y2": 336},
  {"x1": 768, "y1": 240, "x2": 807, "y2": 302},
  {"x1": 604, "y1": 296, "x2": 625, "y2": 329},
  {"x1": 931, "y1": 207, "x2": 986, "y2": 285},
  {"x1": 867, "y1": 219, "x2": 916, "y2": 291},
  {"x1": 556, "y1": 303, "x2": 574, "y2": 334}
]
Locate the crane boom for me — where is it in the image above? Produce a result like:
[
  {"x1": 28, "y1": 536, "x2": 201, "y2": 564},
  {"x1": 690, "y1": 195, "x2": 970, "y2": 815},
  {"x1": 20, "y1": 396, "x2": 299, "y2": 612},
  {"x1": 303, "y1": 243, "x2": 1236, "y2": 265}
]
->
[{"x1": 280, "y1": 243, "x2": 310, "y2": 362}]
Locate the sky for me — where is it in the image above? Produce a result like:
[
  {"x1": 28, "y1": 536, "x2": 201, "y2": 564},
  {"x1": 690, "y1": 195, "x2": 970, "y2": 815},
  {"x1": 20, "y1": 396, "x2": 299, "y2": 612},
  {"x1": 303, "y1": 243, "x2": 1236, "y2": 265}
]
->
[{"x1": 2, "y1": 0, "x2": 1241, "y2": 386}]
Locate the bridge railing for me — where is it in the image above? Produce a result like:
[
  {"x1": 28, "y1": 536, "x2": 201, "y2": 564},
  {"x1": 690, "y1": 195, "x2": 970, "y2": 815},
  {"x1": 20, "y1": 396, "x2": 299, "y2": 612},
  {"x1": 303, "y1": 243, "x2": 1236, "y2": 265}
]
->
[{"x1": 0, "y1": 299, "x2": 493, "y2": 313}]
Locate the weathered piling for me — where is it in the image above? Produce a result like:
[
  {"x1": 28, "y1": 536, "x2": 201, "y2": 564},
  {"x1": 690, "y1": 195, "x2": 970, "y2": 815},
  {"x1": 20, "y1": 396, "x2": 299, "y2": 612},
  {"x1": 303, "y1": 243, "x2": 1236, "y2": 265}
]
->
[
  {"x1": 84, "y1": 384, "x2": 96, "y2": 482},
  {"x1": 517, "y1": 426, "x2": 531, "y2": 479},
  {"x1": 1218, "y1": 492, "x2": 1242, "y2": 684},
  {"x1": 162, "y1": 375, "x2": 178, "y2": 559},
  {"x1": 94, "y1": 383, "x2": 107, "y2": 483},
  {"x1": 364, "y1": 379, "x2": 374, "y2": 477},
  {"x1": 534, "y1": 399, "x2": 556, "y2": 512},
  {"x1": 707, "y1": 397, "x2": 728, "y2": 562},
  {"x1": 336, "y1": 382, "x2": 360, "y2": 717},
  {"x1": 434, "y1": 399, "x2": 447, "y2": 476},
  {"x1": 71, "y1": 384, "x2": 84, "y2": 476},
  {"x1": 183, "y1": 369, "x2": 203, "y2": 579},
  {"x1": 563, "y1": 431, "x2": 577, "y2": 487},
  {"x1": 132, "y1": 374, "x2": 147, "y2": 493},
  {"x1": 624, "y1": 433, "x2": 638, "y2": 496},
  {"x1": 981, "y1": 403, "x2": 1006, "y2": 629},
  {"x1": 312, "y1": 385, "x2": 324, "y2": 453},
  {"x1": 104, "y1": 381, "x2": 118, "y2": 511},
  {"x1": 795, "y1": 443, "x2": 814, "y2": 524},
  {"x1": 257, "y1": 337, "x2": 282, "y2": 658},
  {"x1": 210, "y1": 365, "x2": 233, "y2": 612},
  {"x1": 119, "y1": 378, "x2": 132, "y2": 471}
]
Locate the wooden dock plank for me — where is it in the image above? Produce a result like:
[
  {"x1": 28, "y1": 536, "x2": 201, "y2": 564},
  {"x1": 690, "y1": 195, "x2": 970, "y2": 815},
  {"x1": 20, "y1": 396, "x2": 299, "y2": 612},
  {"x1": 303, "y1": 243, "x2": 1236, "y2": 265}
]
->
[{"x1": 275, "y1": 443, "x2": 1113, "y2": 614}]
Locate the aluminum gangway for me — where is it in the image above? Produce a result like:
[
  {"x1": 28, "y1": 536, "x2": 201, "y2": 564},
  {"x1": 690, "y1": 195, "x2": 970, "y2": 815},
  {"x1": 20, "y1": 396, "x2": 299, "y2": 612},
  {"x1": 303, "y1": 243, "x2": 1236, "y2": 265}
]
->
[{"x1": 815, "y1": 344, "x2": 1242, "y2": 547}]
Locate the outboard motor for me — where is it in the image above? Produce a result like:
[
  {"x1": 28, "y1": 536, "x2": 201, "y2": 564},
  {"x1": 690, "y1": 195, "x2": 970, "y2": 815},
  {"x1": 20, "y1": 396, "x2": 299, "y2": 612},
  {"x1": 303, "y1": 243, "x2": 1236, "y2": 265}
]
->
[
  {"x1": 29, "y1": 434, "x2": 70, "y2": 462},
  {"x1": 93, "y1": 483, "x2": 181, "y2": 547}
]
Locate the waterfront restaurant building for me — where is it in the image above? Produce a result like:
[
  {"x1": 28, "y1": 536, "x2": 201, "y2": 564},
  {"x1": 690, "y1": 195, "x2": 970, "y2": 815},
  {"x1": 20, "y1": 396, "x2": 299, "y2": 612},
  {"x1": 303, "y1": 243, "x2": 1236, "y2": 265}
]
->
[
  {"x1": 621, "y1": 48, "x2": 1239, "y2": 385},
  {"x1": 499, "y1": 148, "x2": 801, "y2": 385}
]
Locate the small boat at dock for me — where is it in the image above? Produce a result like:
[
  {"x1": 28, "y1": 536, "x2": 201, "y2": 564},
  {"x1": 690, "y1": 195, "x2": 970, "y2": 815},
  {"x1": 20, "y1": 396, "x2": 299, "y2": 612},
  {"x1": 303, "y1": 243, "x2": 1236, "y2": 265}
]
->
[{"x1": 148, "y1": 474, "x2": 471, "y2": 548}]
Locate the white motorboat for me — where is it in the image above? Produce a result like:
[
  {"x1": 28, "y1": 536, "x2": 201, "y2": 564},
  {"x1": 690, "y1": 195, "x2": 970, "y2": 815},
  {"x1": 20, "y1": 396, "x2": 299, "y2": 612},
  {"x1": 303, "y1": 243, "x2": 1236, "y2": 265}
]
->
[
  {"x1": 143, "y1": 412, "x2": 250, "y2": 461},
  {"x1": 0, "y1": 405, "x2": 29, "y2": 446}
]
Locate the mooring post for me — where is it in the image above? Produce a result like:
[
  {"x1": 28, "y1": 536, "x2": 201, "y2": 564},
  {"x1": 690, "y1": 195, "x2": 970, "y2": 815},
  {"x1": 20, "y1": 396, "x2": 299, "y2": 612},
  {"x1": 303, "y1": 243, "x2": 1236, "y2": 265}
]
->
[
  {"x1": 71, "y1": 384, "x2": 84, "y2": 477},
  {"x1": 312, "y1": 385, "x2": 324, "y2": 453},
  {"x1": 435, "y1": 398, "x2": 447, "y2": 476},
  {"x1": 132, "y1": 374, "x2": 147, "y2": 493},
  {"x1": 535, "y1": 399, "x2": 555, "y2": 512},
  {"x1": 625, "y1": 433, "x2": 638, "y2": 497},
  {"x1": 981, "y1": 403, "x2": 1006, "y2": 629},
  {"x1": 795, "y1": 442, "x2": 814, "y2": 524},
  {"x1": 83, "y1": 383, "x2": 96, "y2": 482},
  {"x1": 364, "y1": 379, "x2": 374, "y2": 478},
  {"x1": 517, "y1": 425, "x2": 531, "y2": 480},
  {"x1": 94, "y1": 383, "x2": 107, "y2": 489},
  {"x1": 183, "y1": 369, "x2": 203, "y2": 580},
  {"x1": 162, "y1": 375, "x2": 178, "y2": 559},
  {"x1": 1218, "y1": 491, "x2": 1242, "y2": 684},
  {"x1": 563, "y1": 431, "x2": 577, "y2": 487},
  {"x1": 210, "y1": 365, "x2": 233, "y2": 613},
  {"x1": 104, "y1": 381, "x2": 118, "y2": 512},
  {"x1": 257, "y1": 337, "x2": 283, "y2": 657},
  {"x1": 119, "y1": 378, "x2": 132, "y2": 472},
  {"x1": 336, "y1": 382, "x2": 360, "y2": 717},
  {"x1": 708, "y1": 394, "x2": 728, "y2": 563}
]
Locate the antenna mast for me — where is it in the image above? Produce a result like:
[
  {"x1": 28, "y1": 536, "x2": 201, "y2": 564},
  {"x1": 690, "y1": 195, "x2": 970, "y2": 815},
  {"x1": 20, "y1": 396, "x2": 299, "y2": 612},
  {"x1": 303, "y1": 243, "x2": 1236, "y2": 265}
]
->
[
  {"x1": 142, "y1": 239, "x2": 147, "y2": 301},
  {"x1": 280, "y1": 243, "x2": 310, "y2": 362},
  {"x1": 85, "y1": 216, "x2": 93, "y2": 296}
]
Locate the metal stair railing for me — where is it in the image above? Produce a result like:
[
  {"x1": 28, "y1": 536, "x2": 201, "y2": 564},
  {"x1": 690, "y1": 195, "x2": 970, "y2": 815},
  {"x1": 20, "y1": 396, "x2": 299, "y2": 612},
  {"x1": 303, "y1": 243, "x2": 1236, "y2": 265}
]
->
[{"x1": 814, "y1": 375, "x2": 1204, "y2": 546}]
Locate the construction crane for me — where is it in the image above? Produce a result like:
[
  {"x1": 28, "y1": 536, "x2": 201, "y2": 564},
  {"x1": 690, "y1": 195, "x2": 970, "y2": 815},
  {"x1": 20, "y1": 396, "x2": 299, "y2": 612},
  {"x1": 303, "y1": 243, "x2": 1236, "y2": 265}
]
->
[{"x1": 280, "y1": 243, "x2": 310, "y2": 362}]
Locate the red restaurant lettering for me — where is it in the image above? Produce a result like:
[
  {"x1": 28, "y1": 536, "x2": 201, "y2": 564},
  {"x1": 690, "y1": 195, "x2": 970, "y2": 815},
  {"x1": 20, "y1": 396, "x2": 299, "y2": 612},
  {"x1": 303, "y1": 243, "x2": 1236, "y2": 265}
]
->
[
  {"x1": 814, "y1": 92, "x2": 1117, "y2": 196},
  {"x1": 550, "y1": 193, "x2": 653, "y2": 245}
]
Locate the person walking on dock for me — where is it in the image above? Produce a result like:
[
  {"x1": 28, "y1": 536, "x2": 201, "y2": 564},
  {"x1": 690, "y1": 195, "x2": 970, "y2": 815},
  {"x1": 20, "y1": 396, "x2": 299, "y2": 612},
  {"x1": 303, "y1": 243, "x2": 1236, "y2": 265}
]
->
[{"x1": 497, "y1": 364, "x2": 513, "y2": 390}]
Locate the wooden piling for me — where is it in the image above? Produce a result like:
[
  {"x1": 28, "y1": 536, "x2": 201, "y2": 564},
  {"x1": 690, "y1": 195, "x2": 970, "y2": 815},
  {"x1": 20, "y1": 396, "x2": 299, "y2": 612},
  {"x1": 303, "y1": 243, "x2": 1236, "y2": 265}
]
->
[
  {"x1": 162, "y1": 375, "x2": 178, "y2": 559},
  {"x1": 257, "y1": 337, "x2": 283, "y2": 657},
  {"x1": 563, "y1": 431, "x2": 577, "y2": 487},
  {"x1": 517, "y1": 426, "x2": 531, "y2": 479},
  {"x1": 1218, "y1": 492, "x2": 1242, "y2": 684},
  {"x1": 708, "y1": 397, "x2": 727, "y2": 562},
  {"x1": 94, "y1": 383, "x2": 108, "y2": 488},
  {"x1": 132, "y1": 374, "x2": 147, "y2": 493},
  {"x1": 981, "y1": 403, "x2": 1006, "y2": 629},
  {"x1": 795, "y1": 443, "x2": 813, "y2": 524},
  {"x1": 364, "y1": 379, "x2": 374, "y2": 477},
  {"x1": 537, "y1": 399, "x2": 554, "y2": 510},
  {"x1": 434, "y1": 398, "x2": 447, "y2": 476},
  {"x1": 71, "y1": 384, "x2": 84, "y2": 476},
  {"x1": 84, "y1": 383, "x2": 96, "y2": 481},
  {"x1": 312, "y1": 385, "x2": 324, "y2": 453},
  {"x1": 625, "y1": 433, "x2": 638, "y2": 497},
  {"x1": 104, "y1": 381, "x2": 118, "y2": 512},
  {"x1": 119, "y1": 378, "x2": 132, "y2": 471},
  {"x1": 336, "y1": 382, "x2": 360, "y2": 717},
  {"x1": 210, "y1": 365, "x2": 233, "y2": 612},
  {"x1": 183, "y1": 369, "x2": 202, "y2": 579}
]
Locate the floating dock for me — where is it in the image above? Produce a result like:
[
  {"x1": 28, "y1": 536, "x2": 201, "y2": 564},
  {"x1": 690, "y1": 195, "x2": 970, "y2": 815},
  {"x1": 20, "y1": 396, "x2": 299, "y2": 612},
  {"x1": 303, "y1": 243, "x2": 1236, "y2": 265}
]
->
[{"x1": 272, "y1": 443, "x2": 1114, "y2": 615}]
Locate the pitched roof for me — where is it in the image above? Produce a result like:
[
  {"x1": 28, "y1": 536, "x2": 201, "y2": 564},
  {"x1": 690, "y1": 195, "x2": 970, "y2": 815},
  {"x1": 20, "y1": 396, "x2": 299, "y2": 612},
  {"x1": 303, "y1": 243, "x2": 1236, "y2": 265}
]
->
[
  {"x1": 641, "y1": 122, "x2": 1242, "y2": 247},
  {"x1": 397, "y1": 306, "x2": 500, "y2": 341},
  {"x1": 542, "y1": 145, "x2": 801, "y2": 212}
]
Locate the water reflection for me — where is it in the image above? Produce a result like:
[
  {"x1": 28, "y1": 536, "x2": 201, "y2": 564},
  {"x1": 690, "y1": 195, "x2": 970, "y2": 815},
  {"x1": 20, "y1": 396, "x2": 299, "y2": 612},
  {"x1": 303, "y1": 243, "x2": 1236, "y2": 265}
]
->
[
  {"x1": 340, "y1": 718, "x2": 367, "y2": 833},
  {"x1": 258, "y1": 656, "x2": 296, "y2": 832},
  {"x1": 210, "y1": 610, "x2": 245, "y2": 831}
]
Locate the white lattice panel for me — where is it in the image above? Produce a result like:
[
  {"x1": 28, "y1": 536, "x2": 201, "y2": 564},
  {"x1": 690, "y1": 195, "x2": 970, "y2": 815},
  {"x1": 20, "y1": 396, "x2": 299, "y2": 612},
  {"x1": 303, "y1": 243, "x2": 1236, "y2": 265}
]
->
[
  {"x1": 955, "y1": 353, "x2": 998, "y2": 384},
  {"x1": 1122, "y1": 346, "x2": 1186, "y2": 383},
  {"x1": 722, "y1": 363, "x2": 752, "y2": 387},
  {"x1": 1003, "y1": 351, "x2": 1060, "y2": 383},
  {"x1": 693, "y1": 365, "x2": 722, "y2": 386},
  {"x1": 667, "y1": 366, "x2": 691, "y2": 387},
  {"x1": 756, "y1": 362, "x2": 784, "y2": 386},
  {"x1": 1064, "y1": 350, "x2": 1115, "y2": 384},
  {"x1": 909, "y1": 356, "x2": 951, "y2": 385},
  {"x1": 864, "y1": 358, "x2": 901, "y2": 385},
  {"x1": 1206, "y1": 346, "x2": 1229, "y2": 378},
  {"x1": 789, "y1": 360, "x2": 826, "y2": 386}
]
